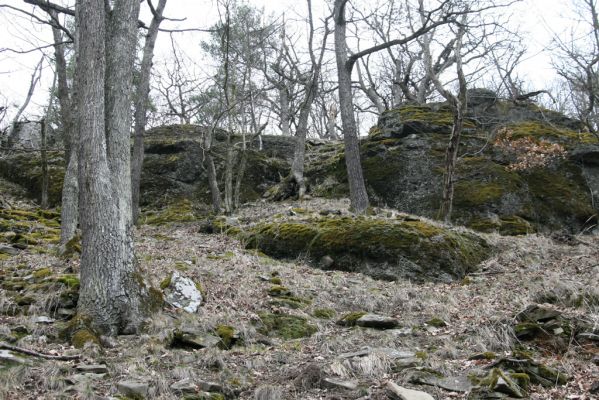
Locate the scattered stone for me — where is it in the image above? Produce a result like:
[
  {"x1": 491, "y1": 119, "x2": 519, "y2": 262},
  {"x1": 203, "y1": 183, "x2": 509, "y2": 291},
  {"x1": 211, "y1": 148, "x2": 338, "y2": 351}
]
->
[
  {"x1": 75, "y1": 364, "x2": 109, "y2": 374},
  {"x1": 515, "y1": 304, "x2": 561, "y2": 323},
  {"x1": 0, "y1": 350, "x2": 30, "y2": 366},
  {"x1": 486, "y1": 355, "x2": 568, "y2": 387},
  {"x1": 356, "y1": 314, "x2": 399, "y2": 329},
  {"x1": 171, "y1": 378, "x2": 197, "y2": 394},
  {"x1": 170, "y1": 328, "x2": 220, "y2": 349},
  {"x1": 163, "y1": 272, "x2": 203, "y2": 313},
  {"x1": 33, "y1": 316, "x2": 55, "y2": 324},
  {"x1": 407, "y1": 369, "x2": 473, "y2": 392},
  {"x1": 322, "y1": 377, "x2": 359, "y2": 391},
  {"x1": 592, "y1": 356, "x2": 599, "y2": 365},
  {"x1": 590, "y1": 381, "x2": 599, "y2": 394},
  {"x1": 0, "y1": 245, "x2": 19, "y2": 255},
  {"x1": 253, "y1": 385, "x2": 282, "y2": 400},
  {"x1": 319, "y1": 255, "x2": 335, "y2": 269},
  {"x1": 385, "y1": 381, "x2": 434, "y2": 400},
  {"x1": 197, "y1": 380, "x2": 224, "y2": 393},
  {"x1": 577, "y1": 332, "x2": 599, "y2": 341},
  {"x1": 116, "y1": 380, "x2": 149, "y2": 399},
  {"x1": 493, "y1": 373, "x2": 524, "y2": 398},
  {"x1": 65, "y1": 373, "x2": 106, "y2": 385}
]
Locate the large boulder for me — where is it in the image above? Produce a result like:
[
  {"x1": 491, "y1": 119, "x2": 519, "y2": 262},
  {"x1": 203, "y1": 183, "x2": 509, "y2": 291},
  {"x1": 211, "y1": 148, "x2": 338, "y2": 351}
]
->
[
  {"x1": 244, "y1": 215, "x2": 491, "y2": 282},
  {"x1": 308, "y1": 101, "x2": 598, "y2": 234}
]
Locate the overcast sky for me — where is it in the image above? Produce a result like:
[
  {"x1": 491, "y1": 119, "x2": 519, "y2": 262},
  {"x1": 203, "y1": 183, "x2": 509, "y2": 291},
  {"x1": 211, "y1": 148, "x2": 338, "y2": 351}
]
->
[{"x1": 0, "y1": 0, "x2": 583, "y2": 126}]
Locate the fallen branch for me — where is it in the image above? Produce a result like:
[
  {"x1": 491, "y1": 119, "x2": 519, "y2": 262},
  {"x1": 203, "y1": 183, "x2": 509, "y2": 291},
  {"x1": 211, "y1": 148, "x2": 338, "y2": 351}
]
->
[{"x1": 0, "y1": 341, "x2": 80, "y2": 361}]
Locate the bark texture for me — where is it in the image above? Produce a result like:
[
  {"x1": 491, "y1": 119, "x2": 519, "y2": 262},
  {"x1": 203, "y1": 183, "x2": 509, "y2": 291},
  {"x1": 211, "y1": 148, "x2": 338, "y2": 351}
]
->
[
  {"x1": 334, "y1": 0, "x2": 370, "y2": 214},
  {"x1": 76, "y1": 0, "x2": 147, "y2": 336},
  {"x1": 51, "y1": 15, "x2": 79, "y2": 249}
]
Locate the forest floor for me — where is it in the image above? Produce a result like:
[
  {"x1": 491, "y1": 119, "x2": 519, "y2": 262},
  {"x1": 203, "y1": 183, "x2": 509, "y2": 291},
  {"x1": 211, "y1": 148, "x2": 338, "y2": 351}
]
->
[{"x1": 0, "y1": 192, "x2": 598, "y2": 399}]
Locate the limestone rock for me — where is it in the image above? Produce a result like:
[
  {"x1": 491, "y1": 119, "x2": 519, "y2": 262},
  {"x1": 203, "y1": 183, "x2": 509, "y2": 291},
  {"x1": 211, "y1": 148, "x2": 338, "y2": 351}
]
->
[
  {"x1": 322, "y1": 377, "x2": 359, "y2": 391},
  {"x1": 385, "y1": 381, "x2": 434, "y2": 400},
  {"x1": 163, "y1": 272, "x2": 203, "y2": 313},
  {"x1": 407, "y1": 369, "x2": 473, "y2": 392},
  {"x1": 170, "y1": 328, "x2": 220, "y2": 349},
  {"x1": 171, "y1": 378, "x2": 197, "y2": 394},
  {"x1": 356, "y1": 314, "x2": 399, "y2": 329},
  {"x1": 116, "y1": 380, "x2": 149, "y2": 399}
]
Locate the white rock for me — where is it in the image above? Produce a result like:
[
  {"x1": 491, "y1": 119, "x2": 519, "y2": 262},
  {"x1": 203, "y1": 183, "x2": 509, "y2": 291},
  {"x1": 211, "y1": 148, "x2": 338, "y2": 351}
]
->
[{"x1": 164, "y1": 272, "x2": 203, "y2": 313}]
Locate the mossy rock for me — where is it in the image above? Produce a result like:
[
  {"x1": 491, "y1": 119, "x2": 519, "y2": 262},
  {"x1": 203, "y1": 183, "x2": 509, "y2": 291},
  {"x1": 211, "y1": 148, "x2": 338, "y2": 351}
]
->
[
  {"x1": 257, "y1": 312, "x2": 317, "y2": 340},
  {"x1": 214, "y1": 324, "x2": 238, "y2": 349},
  {"x1": 312, "y1": 308, "x2": 336, "y2": 319},
  {"x1": 244, "y1": 216, "x2": 491, "y2": 281},
  {"x1": 336, "y1": 311, "x2": 367, "y2": 327},
  {"x1": 60, "y1": 314, "x2": 100, "y2": 349}
]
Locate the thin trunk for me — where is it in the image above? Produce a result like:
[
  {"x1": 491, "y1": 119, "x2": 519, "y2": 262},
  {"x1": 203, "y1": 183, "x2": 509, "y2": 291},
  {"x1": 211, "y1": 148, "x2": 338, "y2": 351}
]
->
[
  {"x1": 334, "y1": 0, "x2": 369, "y2": 214},
  {"x1": 279, "y1": 86, "x2": 291, "y2": 135},
  {"x1": 132, "y1": 0, "x2": 167, "y2": 223},
  {"x1": 233, "y1": 149, "x2": 247, "y2": 208},
  {"x1": 7, "y1": 58, "x2": 43, "y2": 148},
  {"x1": 76, "y1": 0, "x2": 147, "y2": 336},
  {"x1": 40, "y1": 118, "x2": 48, "y2": 209},
  {"x1": 439, "y1": 111, "x2": 463, "y2": 222},
  {"x1": 223, "y1": 139, "x2": 235, "y2": 215},
  {"x1": 51, "y1": 12, "x2": 79, "y2": 249}
]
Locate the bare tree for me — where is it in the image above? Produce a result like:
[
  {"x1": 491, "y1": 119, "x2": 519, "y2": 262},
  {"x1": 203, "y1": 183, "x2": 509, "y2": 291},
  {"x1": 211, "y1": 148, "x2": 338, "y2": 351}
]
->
[
  {"x1": 423, "y1": 10, "x2": 468, "y2": 222},
  {"x1": 74, "y1": 0, "x2": 150, "y2": 335},
  {"x1": 6, "y1": 57, "x2": 43, "y2": 148},
  {"x1": 131, "y1": 0, "x2": 168, "y2": 223},
  {"x1": 552, "y1": 0, "x2": 599, "y2": 135}
]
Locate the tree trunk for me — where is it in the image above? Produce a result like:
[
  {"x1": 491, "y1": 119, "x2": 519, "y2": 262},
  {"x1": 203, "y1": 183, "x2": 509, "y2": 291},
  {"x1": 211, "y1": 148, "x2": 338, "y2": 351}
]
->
[
  {"x1": 223, "y1": 133, "x2": 235, "y2": 215},
  {"x1": 50, "y1": 14, "x2": 79, "y2": 249},
  {"x1": 76, "y1": 0, "x2": 147, "y2": 336},
  {"x1": 279, "y1": 86, "x2": 291, "y2": 136},
  {"x1": 204, "y1": 127, "x2": 222, "y2": 214},
  {"x1": 334, "y1": 0, "x2": 369, "y2": 214},
  {"x1": 40, "y1": 119, "x2": 48, "y2": 209},
  {"x1": 131, "y1": 0, "x2": 167, "y2": 223},
  {"x1": 290, "y1": 97, "x2": 311, "y2": 199},
  {"x1": 439, "y1": 110, "x2": 463, "y2": 222}
]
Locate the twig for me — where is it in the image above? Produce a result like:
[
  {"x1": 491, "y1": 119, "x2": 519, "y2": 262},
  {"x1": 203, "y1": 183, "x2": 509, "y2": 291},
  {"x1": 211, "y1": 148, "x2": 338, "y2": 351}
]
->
[{"x1": 0, "y1": 341, "x2": 80, "y2": 361}]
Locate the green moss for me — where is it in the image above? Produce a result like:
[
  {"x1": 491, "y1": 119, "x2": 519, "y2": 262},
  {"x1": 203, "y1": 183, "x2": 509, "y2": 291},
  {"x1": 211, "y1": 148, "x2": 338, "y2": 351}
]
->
[
  {"x1": 60, "y1": 314, "x2": 100, "y2": 349},
  {"x1": 312, "y1": 308, "x2": 336, "y2": 319},
  {"x1": 174, "y1": 261, "x2": 189, "y2": 272},
  {"x1": 244, "y1": 216, "x2": 491, "y2": 281},
  {"x1": 269, "y1": 277, "x2": 282, "y2": 285},
  {"x1": 467, "y1": 215, "x2": 534, "y2": 236},
  {"x1": 143, "y1": 199, "x2": 197, "y2": 225},
  {"x1": 426, "y1": 317, "x2": 447, "y2": 328},
  {"x1": 507, "y1": 121, "x2": 598, "y2": 147},
  {"x1": 215, "y1": 325, "x2": 236, "y2": 349},
  {"x1": 32, "y1": 268, "x2": 52, "y2": 280},
  {"x1": 71, "y1": 329, "x2": 100, "y2": 349},
  {"x1": 257, "y1": 312, "x2": 317, "y2": 339},
  {"x1": 159, "y1": 273, "x2": 172, "y2": 290},
  {"x1": 415, "y1": 351, "x2": 428, "y2": 360},
  {"x1": 267, "y1": 285, "x2": 291, "y2": 297},
  {"x1": 337, "y1": 311, "x2": 367, "y2": 327},
  {"x1": 270, "y1": 295, "x2": 312, "y2": 309},
  {"x1": 56, "y1": 274, "x2": 80, "y2": 289}
]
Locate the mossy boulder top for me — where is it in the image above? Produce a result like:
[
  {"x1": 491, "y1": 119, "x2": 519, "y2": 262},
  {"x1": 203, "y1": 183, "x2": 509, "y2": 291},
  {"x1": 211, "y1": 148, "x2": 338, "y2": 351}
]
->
[
  {"x1": 308, "y1": 101, "x2": 599, "y2": 235},
  {"x1": 244, "y1": 215, "x2": 492, "y2": 282}
]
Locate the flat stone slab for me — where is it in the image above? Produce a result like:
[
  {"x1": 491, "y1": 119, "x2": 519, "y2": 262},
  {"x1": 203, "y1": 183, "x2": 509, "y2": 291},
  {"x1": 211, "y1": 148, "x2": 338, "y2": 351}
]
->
[
  {"x1": 171, "y1": 378, "x2": 197, "y2": 393},
  {"x1": 116, "y1": 380, "x2": 149, "y2": 399},
  {"x1": 356, "y1": 314, "x2": 399, "y2": 329},
  {"x1": 407, "y1": 370, "x2": 473, "y2": 392},
  {"x1": 322, "y1": 377, "x2": 358, "y2": 391},
  {"x1": 0, "y1": 350, "x2": 30, "y2": 366},
  {"x1": 386, "y1": 381, "x2": 434, "y2": 400}
]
